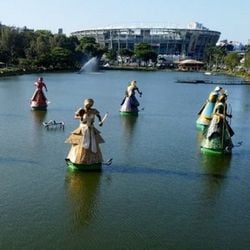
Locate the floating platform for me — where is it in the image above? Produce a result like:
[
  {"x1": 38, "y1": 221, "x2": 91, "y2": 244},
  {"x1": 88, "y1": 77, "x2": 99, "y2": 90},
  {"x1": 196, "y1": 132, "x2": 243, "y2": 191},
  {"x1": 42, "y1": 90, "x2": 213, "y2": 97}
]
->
[
  {"x1": 31, "y1": 106, "x2": 47, "y2": 111},
  {"x1": 200, "y1": 146, "x2": 232, "y2": 155},
  {"x1": 30, "y1": 100, "x2": 47, "y2": 111},
  {"x1": 119, "y1": 111, "x2": 138, "y2": 116},
  {"x1": 176, "y1": 79, "x2": 207, "y2": 84},
  {"x1": 176, "y1": 79, "x2": 250, "y2": 85},
  {"x1": 65, "y1": 159, "x2": 102, "y2": 171}
]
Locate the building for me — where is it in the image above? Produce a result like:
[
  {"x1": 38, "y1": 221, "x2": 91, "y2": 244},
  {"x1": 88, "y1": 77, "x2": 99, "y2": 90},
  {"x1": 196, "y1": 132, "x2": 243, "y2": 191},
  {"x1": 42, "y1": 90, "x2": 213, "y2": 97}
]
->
[
  {"x1": 71, "y1": 22, "x2": 220, "y2": 61},
  {"x1": 177, "y1": 59, "x2": 204, "y2": 71},
  {"x1": 58, "y1": 28, "x2": 63, "y2": 35},
  {"x1": 217, "y1": 39, "x2": 245, "y2": 52}
]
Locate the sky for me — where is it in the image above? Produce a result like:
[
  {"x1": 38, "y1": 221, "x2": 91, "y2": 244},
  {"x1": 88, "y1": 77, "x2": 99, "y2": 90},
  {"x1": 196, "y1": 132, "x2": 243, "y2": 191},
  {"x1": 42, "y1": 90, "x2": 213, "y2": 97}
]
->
[{"x1": 0, "y1": 0, "x2": 250, "y2": 44}]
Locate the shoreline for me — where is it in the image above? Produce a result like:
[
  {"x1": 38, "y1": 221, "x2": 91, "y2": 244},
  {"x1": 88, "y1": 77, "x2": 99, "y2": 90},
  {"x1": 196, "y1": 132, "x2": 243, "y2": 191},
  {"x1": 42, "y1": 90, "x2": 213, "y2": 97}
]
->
[
  {"x1": 0, "y1": 67, "x2": 77, "y2": 77},
  {"x1": 1, "y1": 66, "x2": 250, "y2": 82}
]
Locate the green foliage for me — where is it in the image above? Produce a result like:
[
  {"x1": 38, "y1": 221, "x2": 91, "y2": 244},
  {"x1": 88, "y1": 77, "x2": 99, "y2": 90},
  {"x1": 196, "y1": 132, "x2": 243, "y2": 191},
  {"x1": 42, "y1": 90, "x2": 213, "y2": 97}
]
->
[
  {"x1": 244, "y1": 51, "x2": 250, "y2": 69},
  {"x1": 0, "y1": 23, "x2": 83, "y2": 70},
  {"x1": 134, "y1": 43, "x2": 157, "y2": 63},
  {"x1": 134, "y1": 43, "x2": 151, "y2": 60},
  {"x1": 74, "y1": 36, "x2": 107, "y2": 64},
  {"x1": 204, "y1": 45, "x2": 226, "y2": 69},
  {"x1": 245, "y1": 45, "x2": 250, "y2": 53},
  {"x1": 51, "y1": 47, "x2": 73, "y2": 67},
  {"x1": 105, "y1": 50, "x2": 117, "y2": 61},
  {"x1": 79, "y1": 36, "x2": 96, "y2": 45},
  {"x1": 224, "y1": 52, "x2": 240, "y2": 70},
  {"x1": 120, "y1": 48, "x2": 134, "y2": 57}
]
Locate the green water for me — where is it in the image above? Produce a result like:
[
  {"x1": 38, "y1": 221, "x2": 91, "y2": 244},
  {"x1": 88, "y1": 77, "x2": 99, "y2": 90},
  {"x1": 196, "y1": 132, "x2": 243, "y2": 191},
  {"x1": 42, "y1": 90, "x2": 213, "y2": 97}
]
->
[{"x1": 0, "y1": 71, "x2": 250, "y2": 249}]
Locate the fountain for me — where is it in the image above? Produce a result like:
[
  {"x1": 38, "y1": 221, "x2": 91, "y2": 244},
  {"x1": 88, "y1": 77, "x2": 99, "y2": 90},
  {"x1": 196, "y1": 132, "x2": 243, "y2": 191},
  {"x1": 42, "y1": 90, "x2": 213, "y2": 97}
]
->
[{"x1": 79, "y1": 57, "x2": 99, "y2": 73}]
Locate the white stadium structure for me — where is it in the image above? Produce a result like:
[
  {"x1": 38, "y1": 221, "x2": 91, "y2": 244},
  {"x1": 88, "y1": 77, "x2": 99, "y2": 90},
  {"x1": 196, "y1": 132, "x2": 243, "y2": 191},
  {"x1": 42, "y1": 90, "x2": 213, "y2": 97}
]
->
[{"x1": 71, "y1": 22, "x2": 220, "y2": 60}]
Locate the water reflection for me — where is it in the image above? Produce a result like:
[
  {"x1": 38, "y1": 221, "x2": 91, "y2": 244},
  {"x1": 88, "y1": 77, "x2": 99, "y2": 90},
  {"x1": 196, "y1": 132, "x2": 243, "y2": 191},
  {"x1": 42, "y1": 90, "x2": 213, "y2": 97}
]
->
[
  {"x1": 120, "y1": 115, "x2": 138, "y2": 145},
  {"x1": 65, "y1": 170, "x2": 101, "y2": 228},
  {"x1": 200, "y1": 153, "x2": 232, "y2": 201},
  {"x1": 201, "y1": 153, "x2": 232, "y2": 176},
  {"x1": 119, "y1": 115, "x2": 138, "y2": 162},
  {"x1": 31, "y1": 110, "x2": 47, "y2": 125},
  {"x1": 29, "y1": 111, "x2": 47, "y2": 146}
]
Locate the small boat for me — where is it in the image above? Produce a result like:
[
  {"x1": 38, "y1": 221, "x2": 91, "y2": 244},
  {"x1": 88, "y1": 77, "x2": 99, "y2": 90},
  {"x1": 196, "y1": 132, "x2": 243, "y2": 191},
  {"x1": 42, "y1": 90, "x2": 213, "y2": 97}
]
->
[{"x1": 43, "y1": 120, "x2": 64, "y2": 129}]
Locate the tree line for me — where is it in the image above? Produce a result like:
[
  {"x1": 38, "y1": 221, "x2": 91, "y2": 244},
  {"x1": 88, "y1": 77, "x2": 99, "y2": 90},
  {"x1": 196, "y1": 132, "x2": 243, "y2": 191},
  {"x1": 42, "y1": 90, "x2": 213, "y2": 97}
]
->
[
  {"x1": 204, "y1": 44, "x2": 250, "y2": 75},
  {"x1": 0, "y1": 23, "x2": 165, "y2": 71},
  {"x1": 0, "y1": 24, "x2": 106, "y2": 71}
]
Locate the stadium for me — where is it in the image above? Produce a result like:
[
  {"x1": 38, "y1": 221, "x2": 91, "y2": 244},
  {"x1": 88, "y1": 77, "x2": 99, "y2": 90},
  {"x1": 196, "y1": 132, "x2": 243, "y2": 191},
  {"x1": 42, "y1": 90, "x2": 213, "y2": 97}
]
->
[{"x1": 71, "y1": 22, "x2": 220, "y2": 61}]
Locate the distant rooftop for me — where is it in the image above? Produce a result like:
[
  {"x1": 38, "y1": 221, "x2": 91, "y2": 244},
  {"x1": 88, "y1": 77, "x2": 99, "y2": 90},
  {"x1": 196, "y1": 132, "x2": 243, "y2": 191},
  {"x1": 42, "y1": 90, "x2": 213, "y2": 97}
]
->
[{"x1": 74, "y1": 21, "x2": 211, "y2": 32}]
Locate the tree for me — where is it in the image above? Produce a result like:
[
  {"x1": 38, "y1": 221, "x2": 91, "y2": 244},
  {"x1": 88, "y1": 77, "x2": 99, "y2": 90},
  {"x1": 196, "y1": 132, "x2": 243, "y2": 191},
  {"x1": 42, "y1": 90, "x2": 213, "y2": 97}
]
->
[
  {"x1": 213, "y1": 47, "x2": 227, "y2": 70},
  {"x1": 244, "y1": 50, "x2": 250, "y2": 70},
  {"x1": 134, "y1": 43, "x2": 157, "y2": 65},
  {"x1": 0, "y1": 26, "x2": 20, "y2": 64},
  {"x1": 120, "y1": 48, "x2": 134, "y2": 57},
  {"x1": 51, "y1": 47, "x2": 73, "y2": 68},
  {"x1": 105, "y1": 49, "x2": 117, "y2": 62},
  {"x1": 50, "y1": 34, "x2": 82, "y2": 68},
  {"x1": 0, "y1": 23, "x2": 84, "y2": 70},
  {"x1": 77, "y1": 37, "x2": 97, "y2": 57},
  {"x1": 75, "y1": 36, "x2": 106, "y2": 66},
  {"x1": 204, "y1": 45, "x2": 226, "y2": 70},
  {"x1": 224, "y1": 52, "x2": 240, "y2": 71}
]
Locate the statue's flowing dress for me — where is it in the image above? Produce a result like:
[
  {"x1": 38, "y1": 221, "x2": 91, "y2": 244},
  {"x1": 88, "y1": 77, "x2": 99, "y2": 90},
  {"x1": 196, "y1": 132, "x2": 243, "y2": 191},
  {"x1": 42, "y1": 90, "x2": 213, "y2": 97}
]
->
[
  {"x1": 65, "y1": 108, "x2": 104, "y2": 165},
  {"x1": 120, "y1": 86, "x2": 140, "y2": 113}
]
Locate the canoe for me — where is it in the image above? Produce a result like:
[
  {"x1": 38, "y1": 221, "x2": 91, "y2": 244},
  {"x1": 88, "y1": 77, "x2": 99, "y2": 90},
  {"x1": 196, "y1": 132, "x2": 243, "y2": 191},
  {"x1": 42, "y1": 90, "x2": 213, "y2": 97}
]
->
[{"x1": 65, "y1": 159, "x2": 102, "y2": 171}]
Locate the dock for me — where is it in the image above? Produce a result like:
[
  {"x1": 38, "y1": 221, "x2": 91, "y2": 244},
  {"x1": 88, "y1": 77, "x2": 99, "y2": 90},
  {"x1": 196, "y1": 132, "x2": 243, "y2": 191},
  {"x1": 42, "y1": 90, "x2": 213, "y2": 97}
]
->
[{"x1": 176, "y1": 79, "x2": 250, "y2": 85}]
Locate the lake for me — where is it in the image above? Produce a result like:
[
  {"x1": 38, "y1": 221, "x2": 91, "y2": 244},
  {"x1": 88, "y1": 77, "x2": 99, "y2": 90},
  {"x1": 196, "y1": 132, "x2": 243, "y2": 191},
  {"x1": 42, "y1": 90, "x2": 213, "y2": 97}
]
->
[{"x1": 1, "y1": 70, "x2": 250, "y2": 249}]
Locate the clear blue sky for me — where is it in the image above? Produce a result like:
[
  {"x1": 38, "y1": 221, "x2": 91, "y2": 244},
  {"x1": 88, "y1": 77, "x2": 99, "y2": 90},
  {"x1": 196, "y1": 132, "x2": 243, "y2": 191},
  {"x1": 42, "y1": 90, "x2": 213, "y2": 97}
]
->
[{"x1": 0, "y1": 0, "x2": 249, "y2": 44}]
